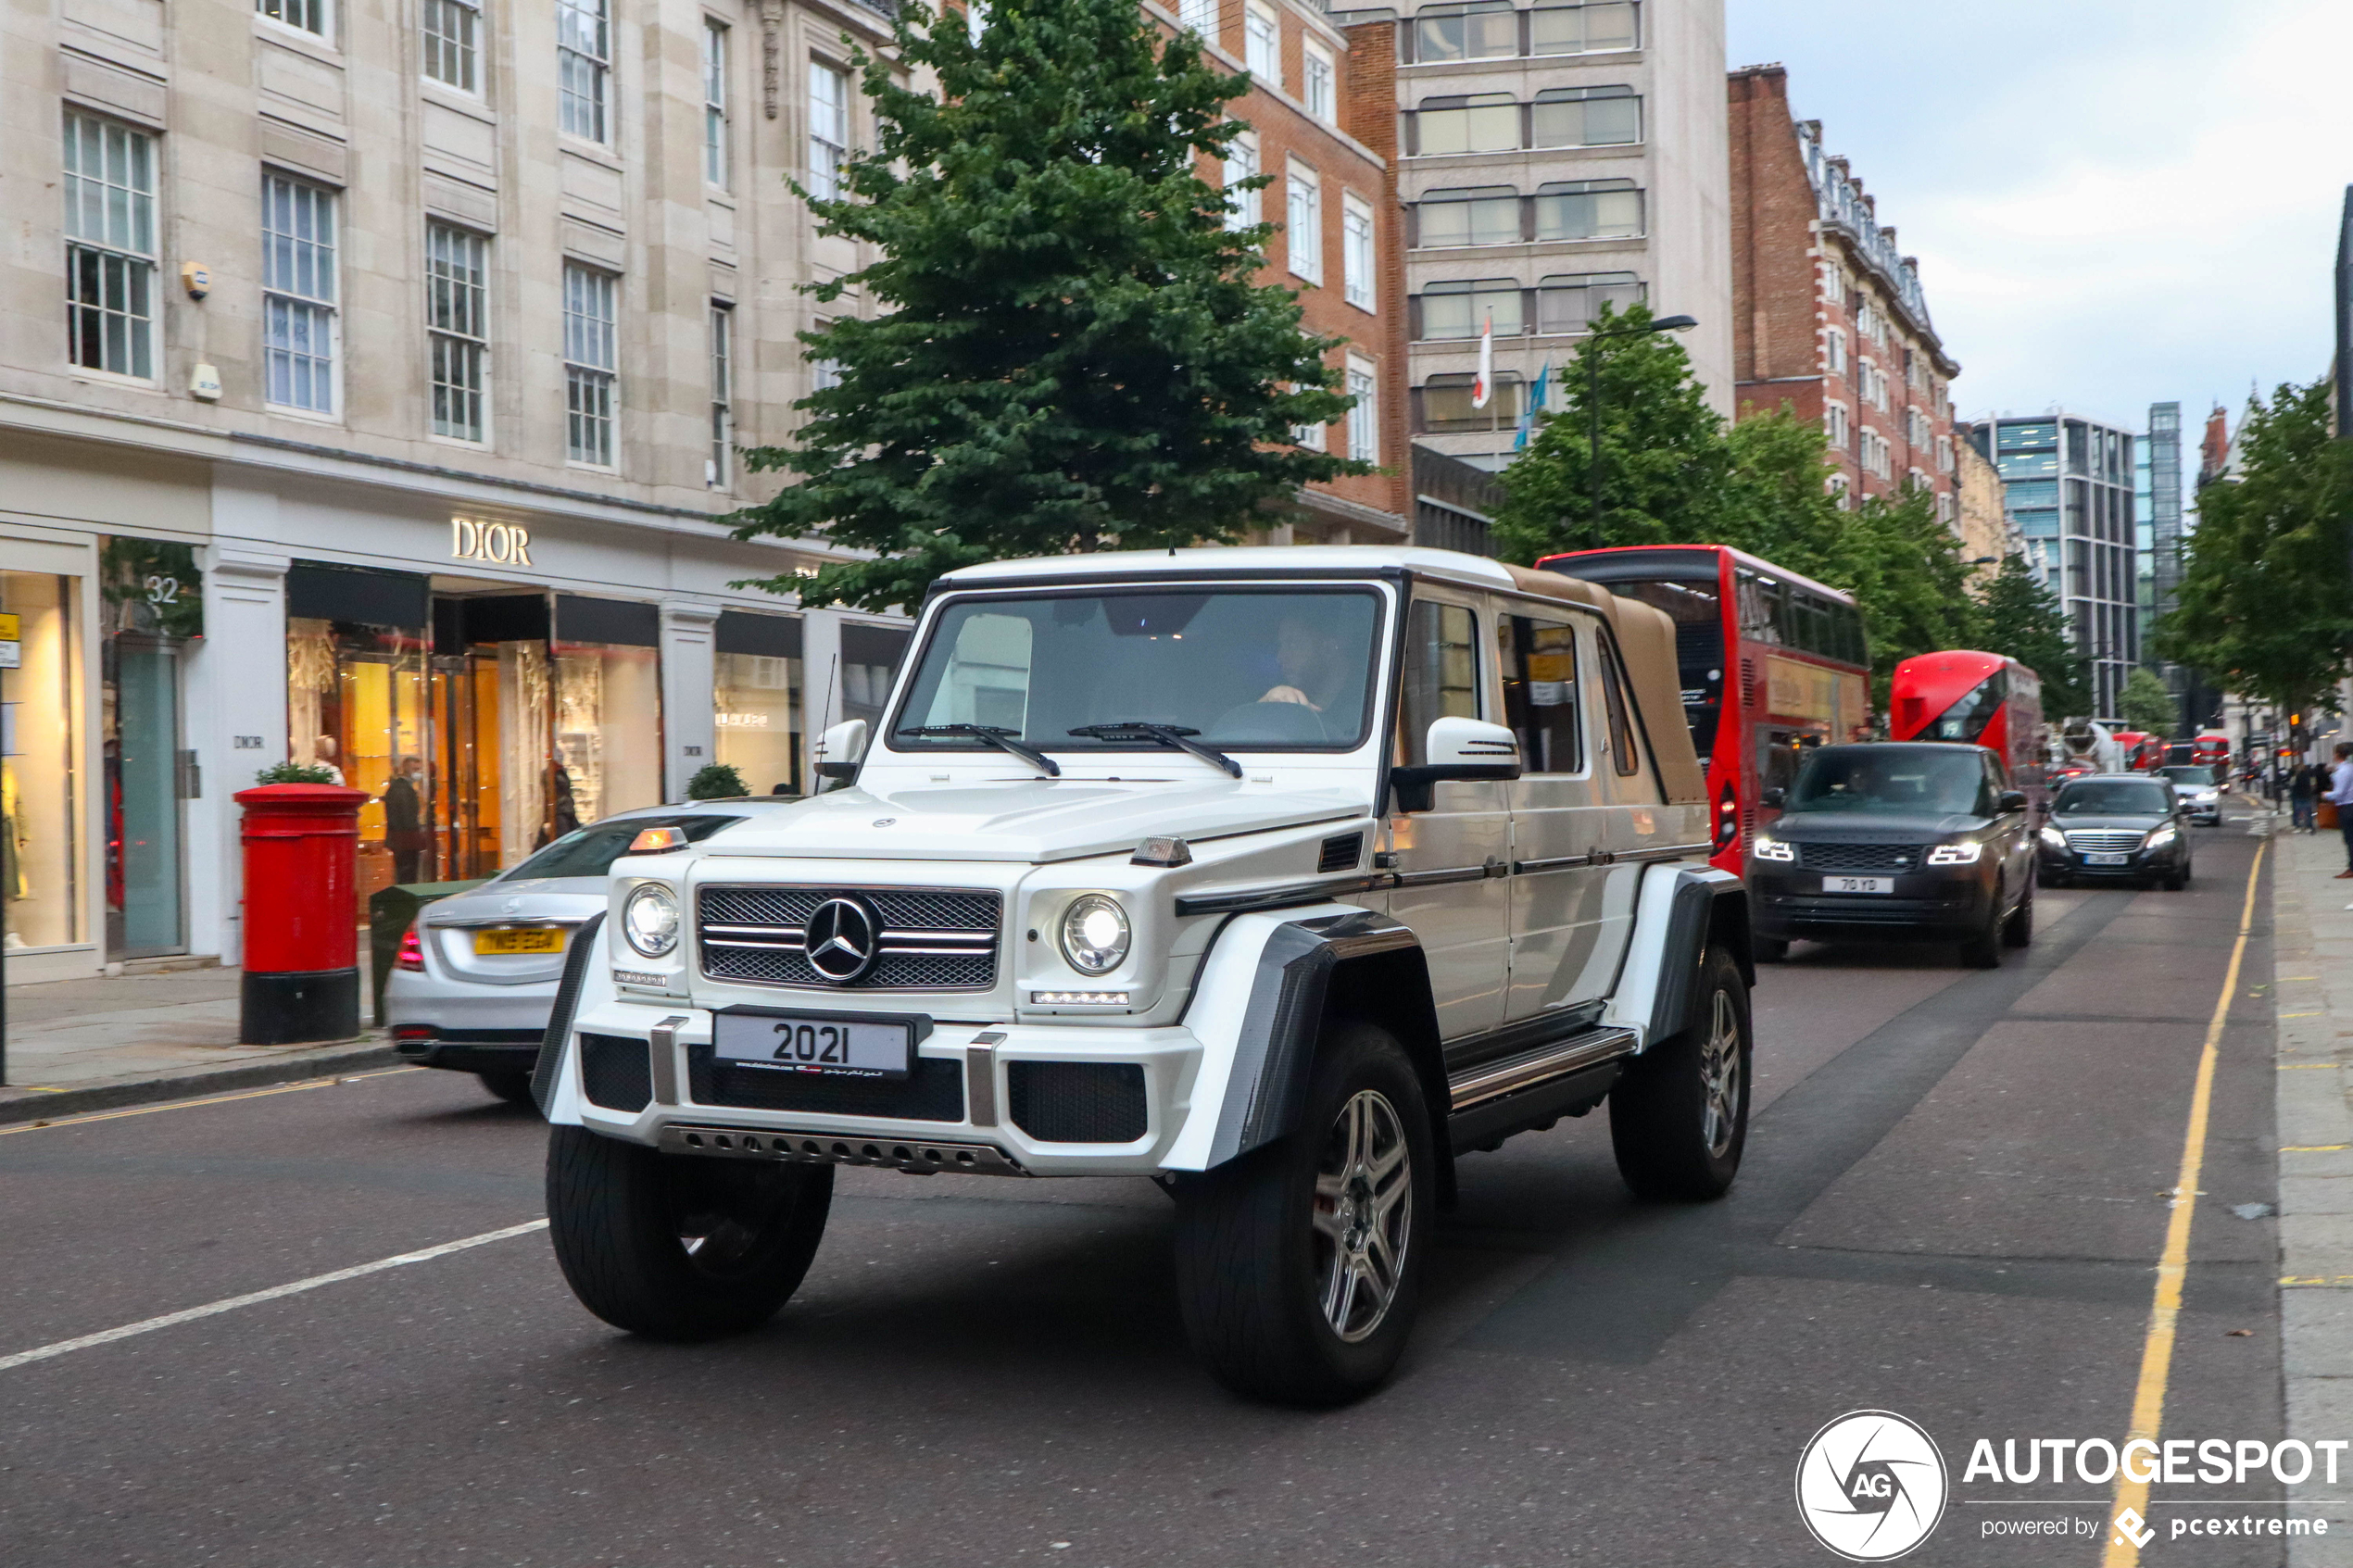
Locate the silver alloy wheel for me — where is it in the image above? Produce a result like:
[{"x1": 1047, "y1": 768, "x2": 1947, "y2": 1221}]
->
[
  {"x1": 1311, "y1": 1088, "x2": 1413, "y2": 1343},
  {"x1": 1700, "y1": 985, "x2": 1743, "y2": 1160}
]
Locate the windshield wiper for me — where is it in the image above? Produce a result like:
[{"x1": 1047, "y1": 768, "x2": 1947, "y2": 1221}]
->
[
  {"x1": 900, "y1": 724, "x2": 1061, "y2": 778},
  {"x1": 1067, "y1": 721, "x2": 1243, "y2": 779}
]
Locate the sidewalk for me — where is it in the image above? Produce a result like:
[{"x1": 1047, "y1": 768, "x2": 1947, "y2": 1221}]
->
[
  {"x1": 2271, "y1": 817, "x2": 2353, "y2": 1562},
  {"x1": 0, "y1": 963, "x2": 395, "y2": 1124}
]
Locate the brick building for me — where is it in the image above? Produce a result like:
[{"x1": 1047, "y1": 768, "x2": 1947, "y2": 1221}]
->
[{"x1": 1727, "y1": 65, "x2": 1958, "y2": 518}]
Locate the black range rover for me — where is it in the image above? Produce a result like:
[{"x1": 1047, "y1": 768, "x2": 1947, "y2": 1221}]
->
[{"x1": 1746, "y1": 742, "x2": 2036, "y2": 968}]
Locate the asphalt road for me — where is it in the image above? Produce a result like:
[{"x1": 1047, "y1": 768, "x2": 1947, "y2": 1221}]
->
[{"x1": 0, "y1": 815, "x2": 2284, "y2": 1567}]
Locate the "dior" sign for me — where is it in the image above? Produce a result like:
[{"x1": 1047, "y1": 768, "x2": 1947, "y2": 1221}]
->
[{"x1": 451, "y1": 517, "x2": 534, "y2": 566}]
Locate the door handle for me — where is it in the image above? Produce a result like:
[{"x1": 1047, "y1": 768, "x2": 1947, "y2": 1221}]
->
[{"x1": 1482, "y1": 856, "x2": 1508, "y2": 878}]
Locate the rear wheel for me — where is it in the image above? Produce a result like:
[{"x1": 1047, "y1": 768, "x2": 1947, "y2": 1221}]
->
[
  {"x1": 2001, "y1": 884, "x2": 2034, "y2": 947},
  {"x1": 547, "y1": 1126, "x2": 834, "y2": 1339},
  {"x1": 1173, "y1": 1024, "x2": 1433, "y2": 1406},
  {"x1": 1609, "y1": 947, "x2": 1751, "y2": 1200}
]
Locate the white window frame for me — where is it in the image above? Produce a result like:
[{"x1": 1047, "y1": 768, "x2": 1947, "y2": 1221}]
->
[
  {"x1": 1823, "y1": 326, "x2": 1844, "y2": 376},
  {"x1": 261, "y1": 172, "x2": 340, "y2": 415},
  {"x1": 708, "y1": 301, "x2": 734, "y2": 486},
  {"x1": 1341, "y1": 194, "x2": 1374, "y2": 310},
  {"x1": 563, "y1": 261, "x2": 619, "y2": 468},
  {"x1": 1244, "y1": 2, "x2": 1279, "y2": 84},
  {"x1": 425, "y1": 220, "x2": 490, "y2": 443},
  {"x1": 1346, "y1": 356, "x2": 1378, "y2": 462},
  {"x1": 1287, "y1": 163, "x2": 1322, "y2": 284},
  {"x1": 1937, "y1": 433, "x2": 1954, "y2": 473},
  {"x1": 257, "y1": 0, "x2": 329, "y2": 41},
  {"x1": 422, "y1": 0, "x2": 481, "y2": 90},
  {"x1": 809, "y1": 318, "x2": 843, "y2": 393},
  {"x1": 62, "y1": 112, "x2": 158, "y2": 383},
  {"x1": 809, "y1": 59, "x2": 849, "y2": 200},
  {"x1": 1825, "y1": 402, "x2": 1849, "y2": 449},
  {"x1": 703, "y1": 19, "x2": 731, "y2": 189},
  {"x1": 1224, "y1": 131, "x2": 1261, "y2": 232},
  {"x1": 1291, "y1": 385, "x2": 1326, "y2": 451},
  {"x1": 559, "y1": 0, "x2": 610, "y2": 144},
  {"x1": 1303, "y1": 40, "x2": 1335, "y2": 122},
  {"x1": 1178, "y1": 0, "x2": 1215, "y2": 34}
]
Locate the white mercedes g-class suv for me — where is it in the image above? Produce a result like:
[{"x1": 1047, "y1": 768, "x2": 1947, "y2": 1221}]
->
[{"x1": 535, "y1": 546, "x2": 1754, "y2": 1404}]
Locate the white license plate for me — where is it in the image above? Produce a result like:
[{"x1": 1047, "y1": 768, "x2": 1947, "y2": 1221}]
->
[
  {"x1": 2084, "y1": 851, "x2": 2131, "y2": 866},
  {"x1": 712, "y1": 1011, "x2": 913, "y2": 1079},
  {"x1": 1823, "y1": 876, "x2": 1894, "y2": 894}
]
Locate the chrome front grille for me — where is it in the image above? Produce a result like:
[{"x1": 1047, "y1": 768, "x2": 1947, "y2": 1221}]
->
[
  {"x1": 2064, "y1": 830, "x2": 2145, "y2": 854},
  {"x1": 697, "y1": 884, "x2": 1001, "y2": 991},
  {"x1": 1799, "y1": 842, "x2": 1920, "y2": 872}
]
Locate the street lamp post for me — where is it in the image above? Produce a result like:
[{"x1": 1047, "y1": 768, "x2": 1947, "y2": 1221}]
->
[{"x1": 1584, "y1": 314, "x2": 1698, "y2": 533}]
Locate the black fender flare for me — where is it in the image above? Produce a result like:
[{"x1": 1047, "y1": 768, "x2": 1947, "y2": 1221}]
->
[{"x1": 1642, "y1": 868, "x2": 1752, "y2": 1047}]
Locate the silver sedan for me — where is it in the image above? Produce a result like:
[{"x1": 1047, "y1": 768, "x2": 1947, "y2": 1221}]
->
[{"x1": 384, "y1": 800, "x2": 786, "y2": 1103}]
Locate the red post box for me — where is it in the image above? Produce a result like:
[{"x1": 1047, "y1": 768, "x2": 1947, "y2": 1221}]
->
[{"x1": 235, "y1": 783, "x2": 371, "y2": 1045}]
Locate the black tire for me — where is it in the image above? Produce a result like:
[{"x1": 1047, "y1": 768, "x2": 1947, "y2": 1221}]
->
[
  {"x1": 2164, "y1": 864, "x2": 2188, "y2": 891},
  {"x1": 480, "y1": 1068, "x2": 537, "y2": 1107},
  {"x1": 1172, "y1": 1023, "x2": 1434, "y2": 1407},
  {"x1": 547, "y1": 1125, "x2": 833, "y2": 1340},
  {"x1": 1959, "y1": 892, "x2": 2004, "y2": 968},
  {"x1": 2036, "y1": 870, "x2": 2064, "y2": 890},
  {"x1": 2001, "y1": 884, "x2": 2033, "y2": 947},
  {"x1": 1752, "y1": 936, "x2": 1790, "y2": 964},
  {"x1": 1609, "y1": 947, "x2": 1751, "y2": 1201}
]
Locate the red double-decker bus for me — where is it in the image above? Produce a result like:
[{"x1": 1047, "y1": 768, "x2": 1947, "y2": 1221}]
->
[
  {"x1": 2193, "y1": 732, "x2": 2229, "y2": 767},
  {"x1": 1889, "y1": 650, "x2": 2047, "y2": 802},
  {"x1": 1536, "y1": 545, "x2": 1870, "y2": 875},
  {"x1": 2108, "y1": 731, "x2": 2163, "y2": 771}
]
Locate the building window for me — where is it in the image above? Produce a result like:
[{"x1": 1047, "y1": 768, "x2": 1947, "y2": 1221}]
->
[
  {"x1": 1828, "y1": 472, "x2": 1850, "y2": 509},
  {"x1": 1292, "y1": 388, "x2": 1326, "y2": 451},
  {"x1": 62, "y1": 113, "x2": 157, "y2": 381},
  {"x1": 1416, "y1": 185, "x2": 1519, "y2": 248},
  {"x1": 1303, "y1": 40, "x2": 1335, "y2": 121},
  {"x1": 1287, "y1": 165, "x2": 1321, "y2": 284},
  {"x1": 262, "y1": 173, "x2": 338, "y2": 412},
  {"x1": 422, "y1": 0, "x2": 480, "y2": 89},
  {"x1": 1937, "y1": 434, "x2": 1954, "y2": 473},
  {"x1": 703, "y1": 20, "x2": 731, "y2": 188},
  {"x1": 1532, "y1": 178, "x2": 1642, "y2": 241},
  {"x1": 563, "y1": 263, "x2": 618, "y2": 466},
  {"x1": 1413, "y1": 93, "x2": 1518, "y2": 156},
  {"x1": 1418, "y1": 278, "x2": 1521, "y2": 341},
  {"x1": 1244, "y1": 3, "x2": 1278, "y2": 82},
  {"x1": 1347, "y1": 358, "x2": 1378, "y2": 462},
  {"x1": 1529, "y1": 1, "x2": 1637, "y2": 55},
  {"x1": 809, "y1": 60, "x2": 849, "y2": 200},
  {"x1": 1415, "y1": 0, "x2": 1515, "y2": 62},
  {"x1": 1824, "y1": 326, "x2": 1845, "y2": 375},
  {"x1": 708, "y1": 302, "x2": 733, "y2": 486},
  {"x1": 1420, "y1": 371, "x2": 1521, "y2": 433},
  {"x1": 1825, "y1": 403, "x2": 1850, "y2": 449},
  {"x1": 258, "y1": 0, "x2": 326, "y2": 37},
  {"x1": 1534, "y1": 270, "x2": 1642, "y2": 333},
  {"x1": 425, "y1": 221, "x2": 488, "y2": 442},
  {"x1": 1224, "y1": 130, "x2": 1260, "y2": 231},
  {"x1": 1530, "y1": 85, "x2": 1640, "y2": 148},
  {"x1": 1178, "y1": 0, "x2": 1215, "y2": 35},
  {"x1": 1341, "y1": 194, "x2": 1374, "y2": 309},
  {"x1": 559, "y1": 0, "x2": 610, "y2": 143},
  {"x1": 1936, "y1": 491, "x2": 1956, "y2": 526}
]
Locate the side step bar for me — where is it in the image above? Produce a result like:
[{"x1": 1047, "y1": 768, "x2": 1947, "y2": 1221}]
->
[
  {"x1": 661, "y1": 1123, "x2": 1030, "y2": 1177},
  {"x1": 1447, "y1": 1027, "x2": 1637, "y2": 1112},
  {"x1": 1444, "y1": 1026, "x2": 1638, "y2": 1156}
]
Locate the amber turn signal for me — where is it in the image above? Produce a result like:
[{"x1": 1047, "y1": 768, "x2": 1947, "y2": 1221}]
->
[{"x1": 626, "y1": 825, "x2": 687, "y2": 855}]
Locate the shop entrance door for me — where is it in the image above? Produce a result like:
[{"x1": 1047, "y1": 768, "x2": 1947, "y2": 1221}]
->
[
  {"x1": 106, "y1": 634, "x2": 184, "y2": 956},
  {"x1": 426, "y1": 595, "x2": 554, "y2": 880}
]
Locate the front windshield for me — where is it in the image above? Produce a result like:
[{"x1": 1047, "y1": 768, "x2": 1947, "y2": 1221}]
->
[
  {"x1": 501, "y1": 814, "x2": 742, "y2": 881},
  {"x1": 1787, "y1": 748, "x2": 1992, "y2": 815},
  {"x1": 2159, "y1": 765, "x2": 2218, "y2": 787},
  {"x1": 891, "y1": 588, "x2": 1383, "y2": 753},
  {"x1": 2055, "y1": 780, "x2": 2175, "y2": 815}
]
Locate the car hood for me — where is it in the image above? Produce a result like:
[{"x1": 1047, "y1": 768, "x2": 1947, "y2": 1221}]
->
[
  {"x1": 2048, "y1": 813, "x2": 2169, "y2": 833},
  {"x1": 696, "y1": 777, "x2": 1370, "y2": 863},
  {"x1": 1768, "y1": 810, "x2": 1991, "y2": 842}
]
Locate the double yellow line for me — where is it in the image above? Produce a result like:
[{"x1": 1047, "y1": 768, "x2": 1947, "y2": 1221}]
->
[{"x1": 2101, "y1": 837, "x2": 2267, "y2": 1564}]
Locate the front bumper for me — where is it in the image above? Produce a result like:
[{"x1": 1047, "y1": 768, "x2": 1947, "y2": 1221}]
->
[
  {"x1": 1747, "y1": 865, "x2": 1995, "y2": 941},
  {"x1": 2037, "y1": 839, "x2": 2183, "y2": 878},
  {"x1": 558, "y1": 997, "x2": 1202, "y2": 1177}
]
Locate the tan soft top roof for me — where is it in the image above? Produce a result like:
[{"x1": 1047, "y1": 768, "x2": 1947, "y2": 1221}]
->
[{"x1": 1496, "y1": 564, "x2": 1706, "y2": 805}]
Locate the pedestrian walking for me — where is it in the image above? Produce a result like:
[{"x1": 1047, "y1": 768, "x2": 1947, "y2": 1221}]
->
[
  {"x1": 2329, "y1": 743, "x2": 2353, "y2": 876},
  {"x1": 2292, "y1": 760, "x2": 2320, "y2": 831}
]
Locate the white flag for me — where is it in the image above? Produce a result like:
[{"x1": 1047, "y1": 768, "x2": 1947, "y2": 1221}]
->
[{"x1": 1471, "y1": 311, "x2": 1494, "y2": 409}]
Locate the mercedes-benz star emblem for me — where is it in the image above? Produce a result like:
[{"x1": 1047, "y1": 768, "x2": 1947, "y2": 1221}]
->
[{"x1": 802, "y1": 896, "x2": 879, "y2": 984}]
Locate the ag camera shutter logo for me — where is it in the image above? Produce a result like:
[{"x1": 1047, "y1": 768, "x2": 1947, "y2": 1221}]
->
[{"x1": 1795, "y1": 1410, "x2": 1949, "y2": 1561}]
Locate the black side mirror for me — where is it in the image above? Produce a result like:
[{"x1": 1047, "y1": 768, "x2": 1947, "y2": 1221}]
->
[
  {"x1": 1760, "y1": 787, "x2": 1785, "y2": 809},
  {"x1": 1997, "y1": 790, "x2": 2029, "y2": 814}
]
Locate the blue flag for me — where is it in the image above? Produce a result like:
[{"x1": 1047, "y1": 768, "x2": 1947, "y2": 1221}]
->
[{"x1": 1514, "y1": 360, "x2": 1553, "y2": 450}]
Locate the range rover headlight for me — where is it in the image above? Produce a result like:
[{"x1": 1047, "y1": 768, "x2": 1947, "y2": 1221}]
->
[
  {"x1": 1751, "y1": 834, "x2": 1795, "y2": 862},
  {"x1": 1059, "y1": 894, "x2": 1131, "y2": 975},
  {"x1": 622, "y1": 883, "x2": 681, "y2": 958},
  {"x1": 1926, "y1": 841, "x2": 1982, "y2": 865}
]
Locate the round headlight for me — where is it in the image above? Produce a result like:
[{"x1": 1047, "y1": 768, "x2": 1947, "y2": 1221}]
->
[
  {"x1": 1059, "y1": 894, "x2": 1130, "y2": 976},
  {"x1": 623, "y1": 883, "x2": 680, "y2": 958}
]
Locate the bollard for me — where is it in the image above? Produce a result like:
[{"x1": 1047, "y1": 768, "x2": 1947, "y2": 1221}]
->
[{"x1": 234, "y1": 783, "x2": 371, "y2": 1045}]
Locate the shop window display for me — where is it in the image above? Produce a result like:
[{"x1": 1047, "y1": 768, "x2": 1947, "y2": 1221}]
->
[
  {"x1": 2, "y1": 572, "x2": 83, "y2": 951},
  {"x1": 100, "y1": 537, "x2": 201, "y2": 958},
  {"x1": 714, "y1": 608, "x2": 802, "y2": 797}
]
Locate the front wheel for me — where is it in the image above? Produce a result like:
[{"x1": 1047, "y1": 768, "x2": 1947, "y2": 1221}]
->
[
  {"x1": 480, "y1": 1068, "x2": 536, "y2": 1107},
  {"x1": 1173, "y1": 1024, "x2": 1434, "y2": 1406},
  {"x1": 1609, "y1": 947, "x2": 1751, "y2": 1200},
  {"x1": 547, "y1": 1126, "x2": 834, "y2": 1340},
  {"x1": 1959, "y1": 893, "x2": 2005, "y2": 968},
  {"x1": 1752, "y1": 936, "x2": 1790, "y2": 964},
  {"x1": 2001, "y1": 884, "x2": 2033, "y2": 947}
]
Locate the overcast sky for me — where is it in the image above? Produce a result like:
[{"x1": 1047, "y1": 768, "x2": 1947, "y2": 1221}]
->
[{"x1": 1725, "y1": 0, "x2": 2353, "y2": 442}]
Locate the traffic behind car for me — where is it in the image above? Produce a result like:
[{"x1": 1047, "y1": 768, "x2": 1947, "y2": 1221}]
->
[
  {"x1": 384, "y1": 802, "x2": 777, "y2": 1102},
  {"x1": 2158, "y1": 763, "x2": 2223, "y2": 825},
  {"x1": 2037, "y1": 774, "x2": 2192, "y2": 889},
  {"x1": 1746, "y1": 741, "x2": 2034, "y2": 968}
]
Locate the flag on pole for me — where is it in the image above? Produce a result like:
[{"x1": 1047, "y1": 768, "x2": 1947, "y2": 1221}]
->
[
  {"x1": 1471, "y1": 311, "x2": 1494, "y2": 409},
  {"x1": 1514, "y1": 359, "x2": 1552, "y2": 450}
]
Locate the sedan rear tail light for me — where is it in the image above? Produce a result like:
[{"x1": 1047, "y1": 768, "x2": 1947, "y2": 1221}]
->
[{"x1": 396, "y1": 923, "x2": 425, "y2": 972}]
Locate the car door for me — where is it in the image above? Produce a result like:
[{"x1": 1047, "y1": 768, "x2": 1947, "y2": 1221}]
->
[
  {"x1": 1499, "y1": 608, "x2": 1614, "y2": 1022},
  {"x1": 1387, "y1": 592, "x2": 1510, "y2": 1042},
  {"x1": 1589, "y1": 621, "x2": 1670, "y2": 986}
]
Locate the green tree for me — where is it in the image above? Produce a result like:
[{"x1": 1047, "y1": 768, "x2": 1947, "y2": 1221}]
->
[
  {"x1": 1492, "y1": 303, "x2": 1735, "y2": 562},
  {"x1": 1836, "y1": 489, "x2": 1983, "y2": 696},
  {"x1": 2118, "y1": 668, "x2": 2178, "y2": 735},
  {"x1": 727, "y1": 0, "x2": 1365, "y2": 613},
  {"x1": 685, "y1": 762, "x2": 750, "y2": 799},
  {"x1": 1976, "y1": 554, "x2": 2091, "y2": 721},
  {"x1": 2157, "y1": 378, "x2": 2353, "y2": 714}
]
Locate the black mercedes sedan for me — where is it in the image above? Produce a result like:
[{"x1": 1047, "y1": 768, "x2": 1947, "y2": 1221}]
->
[
  {"x1": 1746, "y1": 742, "x2": 2036, "y2": 969},
  {"x1": 2036, "y1": 772, "x2": 2193, "y2": 890}
]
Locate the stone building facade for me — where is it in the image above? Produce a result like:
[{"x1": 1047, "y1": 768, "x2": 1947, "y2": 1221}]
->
[{"x1": 1950, "y1": 420, "x2": 2013, "y2": 576}]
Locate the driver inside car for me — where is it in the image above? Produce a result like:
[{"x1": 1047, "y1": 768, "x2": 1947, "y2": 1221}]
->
[{"x1": 1258, "y1": 614, "x2": 1345, "y2": 712}]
